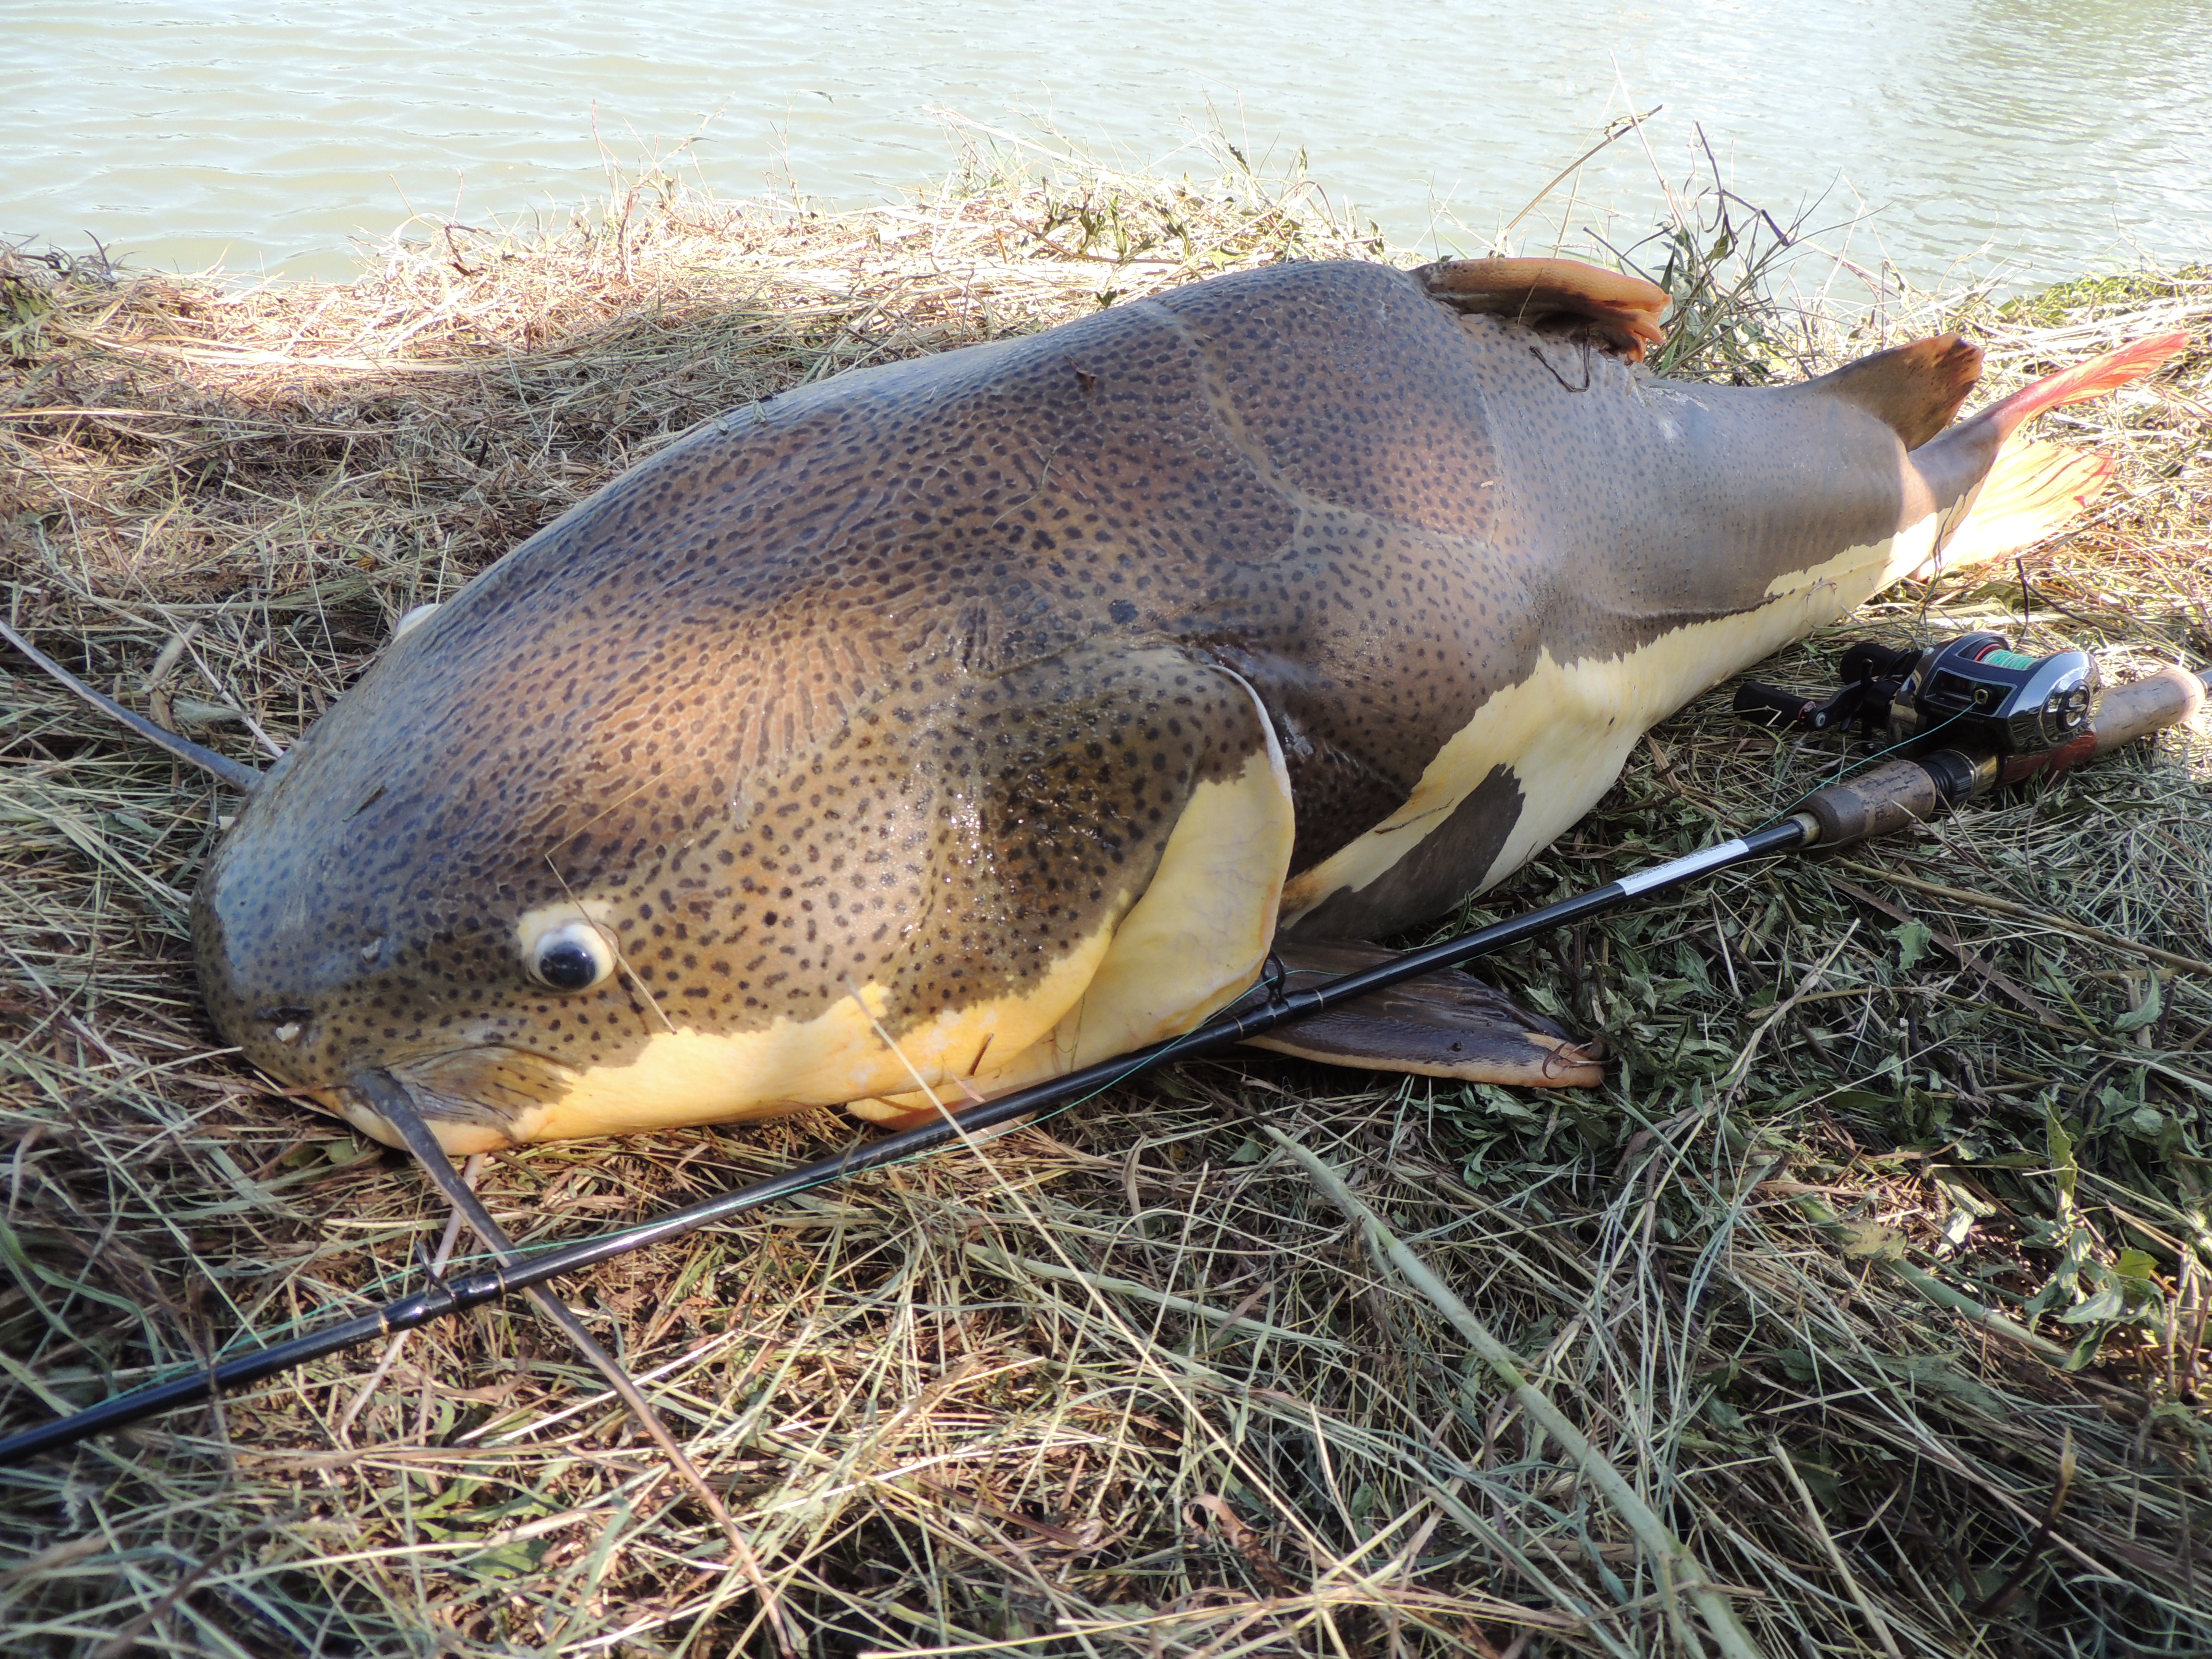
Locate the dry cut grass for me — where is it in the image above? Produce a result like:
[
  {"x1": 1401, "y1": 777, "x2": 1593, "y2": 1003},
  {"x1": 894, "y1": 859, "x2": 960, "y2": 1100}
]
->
[{"x1": 2, "y1": 127, "x2": 2210, "y2": 1658}]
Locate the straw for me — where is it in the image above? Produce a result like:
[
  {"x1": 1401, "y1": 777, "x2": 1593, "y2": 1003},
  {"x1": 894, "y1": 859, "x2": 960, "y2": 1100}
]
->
[{"x1": 2, "y1": 122, "x2": 2207, "y2": 1656}]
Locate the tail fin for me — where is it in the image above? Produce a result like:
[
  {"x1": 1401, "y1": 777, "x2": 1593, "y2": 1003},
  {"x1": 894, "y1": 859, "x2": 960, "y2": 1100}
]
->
[
  {"x1": 1972, "y1": 332, "x2": 2188, "y2": 445},
  {"x1": 1910, "y1": 332, "x2": 2187, "y2": 581},
  {"x1": 1910, "y1": 440, "x2": 2113, "y2": 580}
]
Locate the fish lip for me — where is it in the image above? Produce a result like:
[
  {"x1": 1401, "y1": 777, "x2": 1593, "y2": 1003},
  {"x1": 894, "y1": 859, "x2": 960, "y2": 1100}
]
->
[{"x1": 329, "y1": 1053, "x2": 546, "y2": 1159}]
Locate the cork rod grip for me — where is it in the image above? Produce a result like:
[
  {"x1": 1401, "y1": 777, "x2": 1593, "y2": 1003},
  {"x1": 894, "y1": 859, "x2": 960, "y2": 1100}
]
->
[
  {"x1": 1801, "y1": 759, "x2": 1942, "y2": 848},
  {"x1": 2092, "y1": 666, "x2": 2208, "y2": 756}
]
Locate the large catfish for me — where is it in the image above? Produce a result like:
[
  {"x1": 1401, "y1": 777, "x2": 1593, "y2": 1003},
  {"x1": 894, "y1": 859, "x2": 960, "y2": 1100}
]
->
[{"x1": 167, "y1": 256, "x2": 2177, "y2": 1151}]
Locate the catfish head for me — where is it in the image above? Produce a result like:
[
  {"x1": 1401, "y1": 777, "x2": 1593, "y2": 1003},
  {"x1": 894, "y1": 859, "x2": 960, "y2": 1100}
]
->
[{"x1": 191, "y1": 350, "x2": 1296, "y2": 1154}]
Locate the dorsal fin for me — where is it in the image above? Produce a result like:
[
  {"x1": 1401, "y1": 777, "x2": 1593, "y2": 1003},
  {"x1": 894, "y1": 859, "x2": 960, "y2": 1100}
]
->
[
  {"x1": 0, "y1": 619, "x2": 264, "y2": 793},
  {"x1": 1416, "y1": 256, "x2": 1669, "y2": 361},
  {"x1": 1807, "y1": 334, "x2": 1985, "y2": 450}
]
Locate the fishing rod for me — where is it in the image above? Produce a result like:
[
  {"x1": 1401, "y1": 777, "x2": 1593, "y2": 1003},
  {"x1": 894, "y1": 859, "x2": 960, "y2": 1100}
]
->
[{"x1": 1, "y1": 647, "x2": 2202, "y2": 1466}]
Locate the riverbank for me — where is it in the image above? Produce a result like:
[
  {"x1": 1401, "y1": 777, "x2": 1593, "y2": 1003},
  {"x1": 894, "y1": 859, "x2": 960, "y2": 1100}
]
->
[{"x1": 3, "y1": 150, "x2": 2210, "y2": 1657}]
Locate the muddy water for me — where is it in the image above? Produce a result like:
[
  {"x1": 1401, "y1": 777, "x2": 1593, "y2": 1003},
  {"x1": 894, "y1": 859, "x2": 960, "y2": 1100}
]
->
[{"x1": 7, "y1": 0, "x2": 2210, "y2": 286}]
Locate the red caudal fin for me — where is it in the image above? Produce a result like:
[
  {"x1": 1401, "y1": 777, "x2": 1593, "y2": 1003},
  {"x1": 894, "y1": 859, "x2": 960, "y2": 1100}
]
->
[
  {"x1": 1907, "y1": 332, "x2": 2188, "y2": 581},
  {"x1": 1973, "y1": 332, "x2": 2189, "y2": 445}
]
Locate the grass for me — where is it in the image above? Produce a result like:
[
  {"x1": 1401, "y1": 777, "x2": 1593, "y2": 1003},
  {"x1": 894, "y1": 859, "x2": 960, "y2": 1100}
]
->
[{"x1": 2, "y1": 123, "x2": 2210, "y2": 1657}]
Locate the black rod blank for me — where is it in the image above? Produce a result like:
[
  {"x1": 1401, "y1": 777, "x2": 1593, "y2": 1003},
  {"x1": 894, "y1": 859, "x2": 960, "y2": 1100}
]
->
[{"x1": 0, "y1": 818, "x2": 1810, "y2": 1464}]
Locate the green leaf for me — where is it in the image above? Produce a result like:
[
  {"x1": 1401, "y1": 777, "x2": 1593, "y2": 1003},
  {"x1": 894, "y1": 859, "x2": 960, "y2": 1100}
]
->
[
  {"x1": 2023, "y1": 1224, "x2": 2095, "y2": 1317},
  {"x1": 1841, "y1": 1221, "x2": 1908, "y2": 1262},
  {"x1": 2056, "y1": 1285, "x2": 2130, "y2": 1324},
  {"x1": 2045, "y1": 1105, "x2": 2080, "y2": 1209},
  {"x1": 2114, "y1": 974, "x2": 2163, "y2": 1034},
  {"x1": 1470, "y1": 1083, "x2": 1541, "y2": 1124},
  {"x1": 2062, "y1": 1330, "x2": 2105, "y2": 1371},
  {"x1": 1890, "y1": 918, "x2": 1934, "y2": 972},
  {"x1": 2114, "y1": 1248, "x2": 2159, "y2": 1283},
  {"x1": 465, "y1": 1538, "x2": 552, "y2": 1580},
  {"x1": 1827, "y1": 1089, "x2": 1893, "y2": 1114},
  {"x1": 1792, "y1": 1460, "x2": 1842, "y2": 1507}
]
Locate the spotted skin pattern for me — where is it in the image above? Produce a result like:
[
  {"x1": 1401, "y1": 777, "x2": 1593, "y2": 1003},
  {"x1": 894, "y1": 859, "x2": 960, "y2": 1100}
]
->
[{"x1": 192, "y1": 259, "x2": 1996, "y2": 1146}]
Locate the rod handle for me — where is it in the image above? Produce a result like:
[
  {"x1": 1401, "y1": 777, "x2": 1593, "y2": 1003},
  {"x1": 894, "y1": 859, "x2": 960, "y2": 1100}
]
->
[
  {"x1": 1803, "y1": 666, "x2": 2205, "y2": 848},
  {"x1": 2092, "y1": 665, "x2": 2207, "y2": 756},
  {"x1": 1801, "y1": 758, "x2": 1940, "y2": 848},
  {"x1": 1800, "y1": 748, "x2": 1996, "y2": 849}
]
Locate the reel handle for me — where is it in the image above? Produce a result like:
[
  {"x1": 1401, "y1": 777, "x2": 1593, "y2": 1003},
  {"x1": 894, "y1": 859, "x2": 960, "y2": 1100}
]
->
[{"x1": 1733, "y1": 680, "x2": 1821, "y2": 728}]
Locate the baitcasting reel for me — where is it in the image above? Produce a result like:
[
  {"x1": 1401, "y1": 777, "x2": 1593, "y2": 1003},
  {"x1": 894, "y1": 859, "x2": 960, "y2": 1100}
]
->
[{"x1": 1734, "y1": 631, "x2": 2102, "y2": 757}]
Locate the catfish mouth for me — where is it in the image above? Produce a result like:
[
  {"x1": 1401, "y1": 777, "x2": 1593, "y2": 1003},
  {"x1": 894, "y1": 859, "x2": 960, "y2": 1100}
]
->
[{"x1": 329, "y1": 1044, "x2": 576, "y2": 1154}]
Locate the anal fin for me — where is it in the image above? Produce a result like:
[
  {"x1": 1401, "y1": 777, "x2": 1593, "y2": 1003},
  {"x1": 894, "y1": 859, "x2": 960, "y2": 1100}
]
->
[{"x1": 1237, "y1": 938, "x2": 1604, "y2": 1089}]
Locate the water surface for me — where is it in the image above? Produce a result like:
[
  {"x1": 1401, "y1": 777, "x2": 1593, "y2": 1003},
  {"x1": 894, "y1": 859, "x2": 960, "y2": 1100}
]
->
[{"x1": 7, "y1": 0, "x2": 2209, "y2": 287}]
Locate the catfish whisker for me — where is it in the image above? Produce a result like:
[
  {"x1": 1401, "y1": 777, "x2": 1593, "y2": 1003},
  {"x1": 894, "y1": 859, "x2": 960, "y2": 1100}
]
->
[{"x1": 349, "y1": 1069, "x2": 751, "y2": 1564}]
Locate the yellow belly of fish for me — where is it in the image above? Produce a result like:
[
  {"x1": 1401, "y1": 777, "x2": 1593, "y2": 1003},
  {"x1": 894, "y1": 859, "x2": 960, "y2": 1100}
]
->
[
  {"x1": 485, "y1": 927, "x2": 1123, "y2": 1148},
  {"x1": 1281, "y1": 519, "x2": 1932, "y2": 926}
]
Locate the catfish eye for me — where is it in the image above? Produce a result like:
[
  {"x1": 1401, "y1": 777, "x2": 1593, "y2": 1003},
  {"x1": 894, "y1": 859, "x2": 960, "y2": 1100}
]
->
[{"x1": 530, "y1": 920, "x2": 613, "y2": 992}]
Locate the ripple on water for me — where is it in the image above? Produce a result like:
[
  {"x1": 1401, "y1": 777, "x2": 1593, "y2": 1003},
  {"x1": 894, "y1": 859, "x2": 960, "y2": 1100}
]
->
[{"x1": 6, "y1": 0, "x2": 2210, "y2": 285}]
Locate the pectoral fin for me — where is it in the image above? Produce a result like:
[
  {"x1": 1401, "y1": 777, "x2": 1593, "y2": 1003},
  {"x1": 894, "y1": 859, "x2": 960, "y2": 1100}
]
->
[
  {"x1": 1236, "y1": 938, "x2": 1604, "y2": 1088},
  {"x1": 850, "y1": 663, "x2": 1298, "y2": 1127}
]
